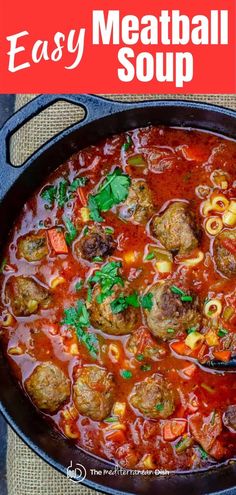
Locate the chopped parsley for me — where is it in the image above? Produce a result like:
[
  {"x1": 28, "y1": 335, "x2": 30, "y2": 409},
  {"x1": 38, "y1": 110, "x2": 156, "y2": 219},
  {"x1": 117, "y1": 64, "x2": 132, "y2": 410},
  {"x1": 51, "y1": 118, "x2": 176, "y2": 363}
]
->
[
  {"x1": 63, "y1": 216, "x2": 78, "y2": 245},
  {"x1": 120, "y1": 370, "x2": 132, "y2": 379},
  {"x1": 61, "y1": 300, "x2": 98, "y2": 358},
  {"x1": 186, "y1": 327, "x2": 197, "y2": 334},
  {"x1": 218, "y1": 327, "x2": 228, "y2": 337},
  {"x1": 156, "y1": 403, "x2": 164, "y2": 411},
  {"x1": 90, "y1": 261, "x2": 124, "y2": 303},
  {"x1": 58, "y1": 179, "x2": 68, "y2": 208},
  {"x1": 88, "y1": 168, "x2": 131, "y2": 222},
  {"x1": 93, "y1": 256, "x2": 103, "y2": 262},
  {"x1": 75, "y1": 280, "x2": 83, "y2": 292},
  {"x1": 140, "y1": 364, "x2": 152, "y2": 372},
  {"x1": 86, "y1": 286, "x2": 92, "y2": 303},
  {"x1": 167, "y1": 328, "x2": 175, "y2": 334},
  {"x1": 110, "y1": 291, "x2": 139, "y2": 314},
  {"x1": 170, "y1": 285, "x2": 193, "y2": 302},
  {"x1": 198, "y1": 446, "x2": 208, "y2": 460},
  {"x1": 140, "y1": 293, "x2": 153, "y2": 311},
  {"x1": 0, "y1": 258, "x2": 7, "y2": 274},
  {"x1": 41, "y1": 185, "x2": 57, "y2": 207},
  {"x1": 145, "y1": 252, "x2": 155, "y2": 261},
  {"x1": 41, "y1": 176, "x2": 88, "y2": 209},
  {"x1": 104, "y1": 416, "x2": 119, "y2": 423},
  {"x1": 88, "y1": 195, "x2": 103, "y2": 222},
  {"x1": 122, "y1": 135, "x2": 133, "y2": 151},
  {"x1": 69, "y1": 177, "x2": 88, "y2": 192},
  {"x1": 136, "y1": 353, "x2": 144, "y2": 361},
  {"x1": 105, "y1": 227, "x2": 114, "y2": 235},
  {"x1": 210, "y1": 409, "x2": 216, "y2": 425}
]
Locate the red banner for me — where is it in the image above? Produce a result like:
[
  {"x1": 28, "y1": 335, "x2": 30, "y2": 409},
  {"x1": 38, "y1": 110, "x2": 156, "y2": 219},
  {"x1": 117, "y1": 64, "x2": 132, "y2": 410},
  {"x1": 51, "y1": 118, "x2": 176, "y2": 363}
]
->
[{"x1": 0, "y1": 0, "x2": 235, "y2": 93}]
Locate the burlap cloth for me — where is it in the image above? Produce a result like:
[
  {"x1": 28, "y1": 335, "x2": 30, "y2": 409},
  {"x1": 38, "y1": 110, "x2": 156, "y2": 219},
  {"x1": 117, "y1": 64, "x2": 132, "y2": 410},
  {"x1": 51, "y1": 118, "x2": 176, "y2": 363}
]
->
[{"x1": 7, "y1": 94, "x2": 236, "y2": 495}]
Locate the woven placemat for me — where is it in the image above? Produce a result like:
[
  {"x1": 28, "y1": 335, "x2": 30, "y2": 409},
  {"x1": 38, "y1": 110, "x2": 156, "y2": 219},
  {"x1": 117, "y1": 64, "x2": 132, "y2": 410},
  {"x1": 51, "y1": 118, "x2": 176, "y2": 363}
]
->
[{"x1": 7, "y1": 93, "x2": 236, "y2": 495}]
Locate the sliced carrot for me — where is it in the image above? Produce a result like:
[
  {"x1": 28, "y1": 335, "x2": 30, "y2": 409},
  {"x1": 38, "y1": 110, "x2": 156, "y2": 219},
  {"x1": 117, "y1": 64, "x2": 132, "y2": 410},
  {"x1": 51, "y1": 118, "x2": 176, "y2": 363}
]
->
[
  {"x1": 171, "y1": 341, "x2": 192, "y2": 356},
  {"x1": 77, "y1": 187, "x2": 87, "y2": 206},
  {"x1": 182, "y1": 363, "x2": 197, "y2": 378},
  {"x1": 213, "y1": 350, "x2": 231, "y2": 362},
  {"x1": 163, "y1": 420, "x2": 186, "y2": 441},
  {"x1": 47, "y1": 229, "x2": 68, "y2": 254},
  {"x1": 106, "y1": 430, "x2": 126, "y2": 443}
]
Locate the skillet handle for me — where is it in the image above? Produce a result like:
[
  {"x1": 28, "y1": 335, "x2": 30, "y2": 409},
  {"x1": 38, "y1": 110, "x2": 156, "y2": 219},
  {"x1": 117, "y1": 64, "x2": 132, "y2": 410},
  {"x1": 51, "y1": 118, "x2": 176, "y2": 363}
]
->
[
  {"x1": 0, "y1": 94, "x2": 133, "y2": 202},
  {"x1": 0, "y1": 94, "x2": 129, "y2": 172}
]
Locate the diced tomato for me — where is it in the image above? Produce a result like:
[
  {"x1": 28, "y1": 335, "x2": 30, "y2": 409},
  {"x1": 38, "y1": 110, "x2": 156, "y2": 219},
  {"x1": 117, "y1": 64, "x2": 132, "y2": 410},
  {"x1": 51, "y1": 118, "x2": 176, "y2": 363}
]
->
[
  {"x1": 213, "y1": 350, "x2": 231, "y2": 362},
  {"x1": 171, "y1": 341, "x2": 192, "y2": 356},
  {"x1": 163, "y1": 420, "x2": 186, "y2": 441},
  {"x1": 47, "y1": 229, "x2": 68, "y2": 254},
  {"x1": 182, "y1": 363, "x2": 197, "y2": 378},
  {"x1": 221, "y1": 237, "x2": 236, "y2": 255},
  {"x1": 106, "y1": 430, "x2": 126, "y2": 443},
  {"x1": 77, "y1": 187, "x2": 87, "y2": 206}
]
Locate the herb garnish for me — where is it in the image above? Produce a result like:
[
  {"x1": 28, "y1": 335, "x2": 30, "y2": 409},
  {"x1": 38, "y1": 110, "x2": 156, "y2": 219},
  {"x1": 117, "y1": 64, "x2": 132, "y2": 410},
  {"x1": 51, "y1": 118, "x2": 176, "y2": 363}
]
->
[
  {"x1": 156, "y1": 403, "x2": 164, "y2": 411},
  {"x1": 63, "y1": 215, "x2": 78, "y2": 245},
  {"x1": 110, "y1": 291, "x2": 153, "y2": 314},
  {"x1": 171, "y1": 285, "x2": 193, "y2": 302},
  {"x1": 198, "y1": 446, "x2": 208, "y2": 460},
  {"x1": 140, "y1": 364, "x2": 152, "y2": 372},
  {"x1": 145, "y1": 252, "x2": 155, "y2": 261},
  {"x1": 218, "y1": 327, "x2": 228, "y2": 337},
  {"x1": 210, "y1": 410, "x2": 216, "y2": 425},
  {"x1": 62, "y1": 300, "x2": 98, "y2": 357},
  {"x1": 0, "y1": 258, "x2": 7, "y2": 274},
  {"x1": 75, "y1": 280, "x2": 83, "y2": 292},
  {"x1": 41, "y1": 176, "x2": 88, "y2": 209},
  {"x1": 122, "y1": 135, "x2": 133, "y2": 151},
  {"x1": 104, "y1": 416, "x2": 119, "y2": 423},
  {"x1": 136, "y1": 354, "x2": 144, "y2": 362},
  {"x1": 140, "y1": 293, "x2": 153, "y2": 311},
  {"x1": 110, "y1": 291, "x2": 139, "y2": 314},
  {"x1": 90, "y1": 261, "x2": 124, "y2": 303},
  {"x1": 120, "y1": 370, "x2": 132, "y2": 379},
  {"x1": 88, "y1": 168, "x2": 131, "y2": 222}
]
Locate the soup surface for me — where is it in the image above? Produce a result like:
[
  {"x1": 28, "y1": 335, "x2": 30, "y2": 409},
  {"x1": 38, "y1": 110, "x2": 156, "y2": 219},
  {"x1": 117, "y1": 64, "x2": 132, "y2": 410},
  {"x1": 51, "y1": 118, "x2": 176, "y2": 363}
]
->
[{"x1": 0, "y1": 126, "x2": 236, "y2": 472}]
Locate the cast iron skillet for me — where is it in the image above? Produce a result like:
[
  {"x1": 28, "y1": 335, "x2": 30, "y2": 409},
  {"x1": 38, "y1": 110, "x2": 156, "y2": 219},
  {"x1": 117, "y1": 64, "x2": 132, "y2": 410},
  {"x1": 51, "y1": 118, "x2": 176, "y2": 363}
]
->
[{"x1": 0, "y1": 94, "x2": 235, "y2": 495}]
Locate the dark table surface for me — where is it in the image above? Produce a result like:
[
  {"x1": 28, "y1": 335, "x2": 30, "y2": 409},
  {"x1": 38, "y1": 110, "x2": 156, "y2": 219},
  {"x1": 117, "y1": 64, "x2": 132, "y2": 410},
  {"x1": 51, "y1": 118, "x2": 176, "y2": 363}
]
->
[{"x1": 0, "y1": 93, "x2": 16, "y2": 495}]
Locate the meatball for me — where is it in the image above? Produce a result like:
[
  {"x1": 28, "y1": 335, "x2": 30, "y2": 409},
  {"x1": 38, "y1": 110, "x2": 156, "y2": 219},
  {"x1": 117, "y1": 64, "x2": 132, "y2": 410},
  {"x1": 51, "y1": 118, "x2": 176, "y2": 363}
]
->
[
  {"x1": 6, "y1": 276, "x2": 52, "y2": 316},
  {"x1": 152, "y1": 202, "x2": 199, "y2": 255},
  {"x1": 223, "y1": 405, "x2": 236, "y2": 432},
  {"x1": 127, "y1": 328, "x2": 166, "y2": 361},
  {"x1": 90, "y1": 284, "x2": 139, "y2": 335},
  {"x1": 25, "y1": 362, "x2": 70, "y2": 413},
  {"x1": 119, "y1": 179, "x2": 154, "y2": 224},
  {"x1": 73, "y1": 365, "x2": 115, "y2": 421},
  {"x1": 130, "y1": 374, "x2": 175, "y2": 419},
  {"x1": 77, "y1": 228, "x2": 115, "y2": 261},
  {"x1": 145, "y1": 282, "x2": 201, "y2": 341},
  {"x1": 18, "y1": 232, "x2": 48, "y2": 262},
  {"x1": 214, "y1": 229, "x2": 236, "y2": 278}
]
